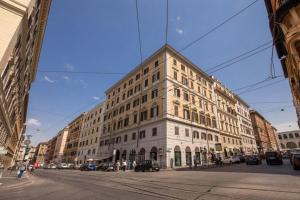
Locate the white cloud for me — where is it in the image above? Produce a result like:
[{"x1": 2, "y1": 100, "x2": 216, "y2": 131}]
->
[
  {"x1": 44, "y1": 76, "x2": 55, "y2": 83},
  {"x1": 79, "y1": 79, "x2": 88, "y2": 88},
  {"x1": 176, "y1": 16, "x2": 181, "y2": 21},
  {"x1": 63, "y1": 76, "x2": 70, "y2": 81},
  {"x1": 64, "y1": 63, "x2": 75, "y2": 71},
  {"x1": 26, "y1": 118, "x2": 41, "y2": 126},
  {"x1": 92, "y1": 96, "x2": 100, "y2": 100},
  {"x1": 176, "y1": 28, "x2": 184, "y2": 35}
]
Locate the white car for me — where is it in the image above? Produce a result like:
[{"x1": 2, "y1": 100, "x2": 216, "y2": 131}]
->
[
  {"x1": 57, "y1": 163, "x2": 68, "y2": 169},
  {"x1": 223, "y1": 156, "x2": 241, "y2": 164}
]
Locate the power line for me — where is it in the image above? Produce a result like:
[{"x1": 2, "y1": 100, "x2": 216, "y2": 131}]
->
[
  {"x1": 238, "y1": 78, "x2": 286, "y2": 95},
  {"x1": 205, "y1": 41, "x2": 272, "y2": 73},
  {"x1": 207, "y1": 44, "x2": 272, "y2": 74},
  {"x1": 178, "y1": 0, "x2": 259, "y2": 53},
  {"x1": 232, "y1": 77, "x2": 273, "y2": 92},
  {"x1": 135, "y1": 0, "x2": 143, "y2": 63},
  {"x1": 165, "y1": 0, "x2": 169, "y2": 44},
  {"x1": 38, "y1": 70, "x2": 126, "y2": 75}
]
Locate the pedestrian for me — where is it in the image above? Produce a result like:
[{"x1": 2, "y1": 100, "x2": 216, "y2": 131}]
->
[
  {"x1": 193, "y1": 156, "x2": 197, "y2": 169},
  {"x1": 127, "y1": 160, "x2": 131, "y2": 170},
  {"x1": 122, "y1": 160, "x2": 127, "y2": 171},
  {"x1": 116, "y1": 160, "x2": 120, "y2": 171},
  {"x1": 17, "y1": 164, "x2": 26, "y2": 179},
  {"x1": 132, "y1": 160, "x2": 136, "y2": 170}
]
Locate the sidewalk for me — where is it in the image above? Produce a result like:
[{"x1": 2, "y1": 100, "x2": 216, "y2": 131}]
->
[{"x1": 0, "y1": 170, "x2": 32, "y2": 189}]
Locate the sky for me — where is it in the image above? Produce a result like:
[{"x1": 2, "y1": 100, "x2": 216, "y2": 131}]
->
[{"x1": 25, "y1": 0, "x2": 299, "y2": 146}]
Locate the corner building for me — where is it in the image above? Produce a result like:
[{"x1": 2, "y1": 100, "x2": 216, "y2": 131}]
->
[{"x1": 100, "y1": 45, "x2": 226, "y2": 168}]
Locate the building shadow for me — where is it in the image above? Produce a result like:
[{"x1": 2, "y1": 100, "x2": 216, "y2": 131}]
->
[{"x1": 175, "y1": 160, "x2": 300, "y2": 176}]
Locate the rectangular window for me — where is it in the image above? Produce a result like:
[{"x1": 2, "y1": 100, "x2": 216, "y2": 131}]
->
[
  {"x1": 139, "y1": 130, "x2": 146, "y2": 139},
  {"x1": 183, "y1": 109, "x2": 190, "y2": 119},
  {"x1": 144, "y1": 67, "x2": 149, "y2": 75},
  {"x1": 155, "y1": 60, "x2": 159, "y2": 67},
  {"x1": 152, "y1": 72, "x2": 160, "y2": 83},
  {"x1": 126, "y1": 103, "x2": 131, "y2": 111},
  {"x1": 132, "y1": 132, "x2": 136, "y2": 140},
  {"x1": 151, "y1": 89, "x2": 158, "y2": 99},
  {"x1": 182, "y1": 77, "x2": 188, "y2": 86},
  {"x1": 144, "y1": 79, "x2": 148, "y2": 87},
  {"x1": 142, "y1": 94, "x2": 147, "y2": 103},
  {"x1": 185, "y1": 128, "x2": 189, "y2": 137},
  {"x1": 173, "y1": 59, "x2": 177, "y2": 66},
  {"x1": 181, "y1": 64, "x2": 185, "y2": 71},
  {"x1": 133, "y1": 114, "x2": 138, "y2": 123},
  {"x1": 184, "y1": 92, "x2": 189, "y2": 101},
  {"x1": 152, "y1": 128, "x2": 157, "y2": 136},
  {"x1": 174, "y1": 88, "x2": 180, "y2": 97},
  {"x1": 174, "y1": 71, "x2": 177, "y2": 80},
  {"x1": 175, "y1": 126, "x2": 179, "y2": 135},
  {"x1": 150, "y1": 106, "x2": 159, "y2": 118},
  {"x1": 124, "y1": 134, "x2": 128, "y2": 142},
  {"x1": 140, "y1": 110, "x2": 148, "y2": 121},
  {"x1": 174, "y1": 105, "x2": 179, "y2": 116}
]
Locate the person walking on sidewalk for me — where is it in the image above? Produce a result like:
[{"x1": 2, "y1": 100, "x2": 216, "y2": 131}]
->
[
  {"x1": 17, "y1": 164, "x2": 26, "y2": 179},
  {"x1": 122, "y1": 160, "x2": 127, "y2": 171}
]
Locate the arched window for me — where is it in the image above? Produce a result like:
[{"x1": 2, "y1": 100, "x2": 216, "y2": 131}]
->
[
  {"x1": 286, "y1": 142, "x2": 297, "y2": 149},
  {"x1": 129, "y1": 150, "x2": 136, "y2": 161},
  {"x1": 201, "y1": 132, "x2": 207, "y2": 140},
  {"x1": 280, "y1": 143, "x2": 285, "y2": 149},
  {"x1": 150, "y1": 147, "x2": 158, "y2": 161},
  {"x1": 174, "y1": 146, "x2": 181, "y2": 167},
  {"x1": 185, "y1": 146, "x2": 191, "y2": 165},
  {"x1": 138, "y1": 148, "x2": 146, "y2": 161}
]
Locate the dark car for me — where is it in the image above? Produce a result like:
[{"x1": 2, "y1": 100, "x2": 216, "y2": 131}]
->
[
  {"x1": 238, "y1": 155, "x2": 246, "y2": 163},
  {"x1": 265, "y1": 151, "x2": 283, "y2": 165},
  {"x1": 245, "y1": 155, "x2": 262, "y2": 165},
  {"x1": 134, "y1": 160, "x2": 160, "y2": 172},
  {"x1": 80, "y1": 163, "x2": 96, "y2": 171},
  {"x1": 102, "y1": 162, "x2": 115, "y2": 171},
  {"x1": 290, "y1": 153, "x2": 300, "y2": 170}
]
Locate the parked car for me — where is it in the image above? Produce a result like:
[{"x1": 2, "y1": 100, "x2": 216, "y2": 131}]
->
[
  {"x1": 48, "y1": 163, "x2": 57, "y2": 169},
  {"x1": 80, "y1": 163, "x2": 96, "y2": 171},
  {"x1": 265, "y1": 151, "x2": 283, "y2": 165},
  {"x1": 134, "y1": 160, "x2": 160, "y2": 172},
  {"x1": 67, "y1": 163, "x2": 75, "y2": 169},
  {"x1": 102, "y1": 162, "x2": 115, "y2": 171},
  {"x1": 245, "y1": 155, "x2": 262, "y2": 165},
  {"x1": 290, "y1": 153, "x2": 300, "y2": 170},
  {"x1": 238, "y1": 155, "x2": 246, "y2": 163},
  {"x1": 232, "y1": 156, "x2": 241, "y2": 163},
  {"x1": 223, "y1": 156, "x2": 240, "y2": 164},
  {"x1": 57, "y1": 163, "x2": 68, "y2": 169}
]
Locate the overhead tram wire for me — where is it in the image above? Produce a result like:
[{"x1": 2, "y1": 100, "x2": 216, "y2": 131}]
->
[
  {"x1": 205, "y1": 41, "x2": 272, "y2": 73},
  {"x1": 207, "y1": 44, "x2": 273, "y2": 74},
  {"x1": 178, "y1": 0, "x2": 259, "y2": 53},
  {"x1": 165, "y1": 0, "x2": 169, "y2": 45},
  {"x1": 38, "y1": 70, "x2": 126, "y2": 75},
  {"x1": 38, "y1": 0, "x2": 260, "y2": 78},
  {"x1": 135, "y1": 0, "x2": 143, "y2": 63},
  {"x1": 237, "y1": 78, "x2": 286, "y2": 95}
]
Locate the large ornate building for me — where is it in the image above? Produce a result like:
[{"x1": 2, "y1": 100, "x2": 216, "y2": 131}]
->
[
  {"x1": 277, "y1": 129, "x2": 300, "y2": 151},
  {"x1": 250, "y1": 110, "x2": 279, "y2": 154},
  {"x1": 265, "y1": 0, "x2": 300, "y2": 127},
  {"x1": 77, "y1": 103, "x2": 105, "y2": 164},
  {"x1": 98, "y1": 45, "x2": 258, "y2": 168},
  {"x1": 0, "y1": 0, "x2": 51, "y2": 167}
]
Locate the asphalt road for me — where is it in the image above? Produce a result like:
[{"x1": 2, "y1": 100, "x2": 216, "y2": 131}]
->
[{"x1": 1, "y1": 160, "x2": 300, "y2": 200}]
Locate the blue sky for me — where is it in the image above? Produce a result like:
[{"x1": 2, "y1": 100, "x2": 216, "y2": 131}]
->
[{"x1": 26, "y1": 0, "x2": 298, "y2": 146}]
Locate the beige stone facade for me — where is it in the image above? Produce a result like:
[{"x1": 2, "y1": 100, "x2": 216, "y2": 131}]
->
[
  {"x1": 277, "y1": 129, "x2": 300, "y2": 151},
  {"x1": 64, "y1": 114, "x2": 84, "y2": 164},
  {"x1": 98, "y1": 45, "x2": 257, "y2": 168},
  {"x1": 265, "y1": 0, "x2": 300, "y2": 127},
  {"x1": 34, "y1": 142, "x2": 47, "y2": 166},
  {"x1": 77, "y1": 103, "x2": 105, "y2": 164},
  {"x1": 250, "y1": 110, "x2": 279, "y2": 154},
  {"x1": 53, "y1": 127, "x2": 69, "y2": 164},
  {"x1": 0, "y1": 0, "x2": 51, "y2": 168}
]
